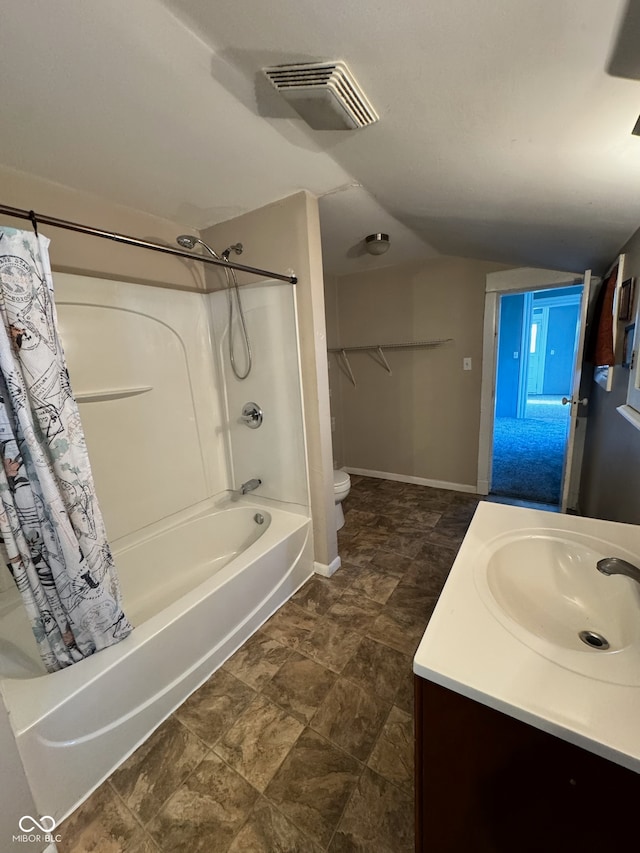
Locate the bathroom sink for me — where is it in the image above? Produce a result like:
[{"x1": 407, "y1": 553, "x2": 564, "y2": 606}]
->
[
  {"x1": 414, "y1": 502, "x2": 640, "y2": 775},
  {"x1": 485, "y1": 534, "x2": 640, "y2": 651},
  {"x1": 474, "y1": 527, "x2": 640, "y2": 684}
]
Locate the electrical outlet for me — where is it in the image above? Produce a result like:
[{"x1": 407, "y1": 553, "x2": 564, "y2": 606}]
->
[
  {"x1": 463, "y1": 357, "x2": 472, "y2": 371},
  {"x1": 513, "y1": 351, "x2": 519, "y2": 359}
]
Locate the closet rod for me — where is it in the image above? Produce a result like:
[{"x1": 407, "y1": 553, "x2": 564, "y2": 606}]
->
[
  {"x1": 0, "y1": 203, "x2": 298, "y2": 284},
  {"x1": 328, "y1": 338, "x2": 452, "y2": 352}
]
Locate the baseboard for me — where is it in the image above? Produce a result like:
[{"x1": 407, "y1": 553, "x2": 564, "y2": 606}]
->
[
  {"x1": 344, "y1": 467, "x2": 477, "y2": 494},
  {"x1": 314, "y1": 556, "x2": 341, "y2": 578}
]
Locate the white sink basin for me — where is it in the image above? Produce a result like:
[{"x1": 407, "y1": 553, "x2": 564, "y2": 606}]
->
[
  {"x1": 474, "y1": 526, "x2": 640, "y2": 685},
  {"x1": 485, "y1": 534, "x2": 640, "y2": 651}
]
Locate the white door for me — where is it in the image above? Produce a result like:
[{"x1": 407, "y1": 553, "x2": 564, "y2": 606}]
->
[{"x1": 560, "y1": 269, "x2": 592, "y2": 513}]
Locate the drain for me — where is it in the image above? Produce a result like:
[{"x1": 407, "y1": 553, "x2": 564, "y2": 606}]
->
[{"x1": 579, "y1": 630, "x2": 610, "y2": 650}]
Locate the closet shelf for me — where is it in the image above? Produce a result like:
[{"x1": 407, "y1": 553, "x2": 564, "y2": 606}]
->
[
  {"x1": 75, "y1": 386, "x2": 153, "y2": 403},
  {"x1": 328, "y1": 338, "x2": 452, "y2": 386}
]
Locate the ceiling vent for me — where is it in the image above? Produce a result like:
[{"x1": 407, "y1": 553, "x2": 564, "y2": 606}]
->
[{"x1": 263, "y1": 61, "x2": 379, "y2": 130}]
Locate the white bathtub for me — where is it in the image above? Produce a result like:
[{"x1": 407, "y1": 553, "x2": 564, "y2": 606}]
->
[{"x1": 0, "y1": 499, "x2": 312, "y2": 824}]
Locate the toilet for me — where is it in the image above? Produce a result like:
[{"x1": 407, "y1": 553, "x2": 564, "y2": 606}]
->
[{"x1": 333, "y1": 469, "x2": 351, "y2": 530}]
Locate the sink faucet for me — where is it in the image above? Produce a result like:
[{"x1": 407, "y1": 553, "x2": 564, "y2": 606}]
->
[
  {"x1": 239, "y1": 478, "x2": 261, "y2": 495},
  {"x1": 597, "y1": 557, "x2": 640, "y2": 586}
]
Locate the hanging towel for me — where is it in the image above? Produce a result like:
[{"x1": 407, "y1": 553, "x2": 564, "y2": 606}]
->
[{"x1": 593, "y1": 266, "x2": 617, "y2": 366}]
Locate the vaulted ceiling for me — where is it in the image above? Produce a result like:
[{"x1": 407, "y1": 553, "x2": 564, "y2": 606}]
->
[{"x1": 1, "y1": 0, "x2": 639, "y2": 275}]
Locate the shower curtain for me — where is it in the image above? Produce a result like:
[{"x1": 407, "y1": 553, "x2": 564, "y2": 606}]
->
[{"x1": 0, "y1": 227, "x2": 132, "y2": 672}]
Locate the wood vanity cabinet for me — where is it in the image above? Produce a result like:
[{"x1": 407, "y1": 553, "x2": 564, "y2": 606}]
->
[{"x1": 414, "y1": 676, "x2": 640, "y2": 852}]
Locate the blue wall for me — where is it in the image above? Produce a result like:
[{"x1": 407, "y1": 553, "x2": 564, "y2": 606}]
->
[
  {"x1": 496, "y1": 286, "x2": 582, "y2": 417},
  {"x1": 495, "y1": 293, "x2": 524, "y2": 418},
  {"x1": 543, "y1": 303, "x2": 580, "y2": 394}
]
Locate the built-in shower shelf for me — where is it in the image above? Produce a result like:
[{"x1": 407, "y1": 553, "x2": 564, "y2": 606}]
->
[
  {"x1": 75, "y1": 386, "x2": 153, "y2": 403},
  {"x1": 328, "y1": 339, "x2": 452, "y2": 386}
]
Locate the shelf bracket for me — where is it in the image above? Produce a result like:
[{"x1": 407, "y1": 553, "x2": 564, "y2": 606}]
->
[
  {"x1": 341, "y1": 349, "x2": 357, "y2": 387},
  {"x1": 374, "y1": 346, "x2": 392, "y2": 375}
]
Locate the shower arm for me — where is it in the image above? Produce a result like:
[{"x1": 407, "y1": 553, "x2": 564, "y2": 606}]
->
[{"x1": 0, "y1": 203, "x2": 298, "y2": 284}]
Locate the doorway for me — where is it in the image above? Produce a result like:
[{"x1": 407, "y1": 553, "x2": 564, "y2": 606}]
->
[
  {"x1": 476, "y1": 263, "x2": 595, "y2": 513},
  {"x1": 490, "y1": 285, "x2": 583, "y2": 505}
]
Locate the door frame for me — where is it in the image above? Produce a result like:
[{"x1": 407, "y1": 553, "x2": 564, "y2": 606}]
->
[
  {"x1": 515, "y1": 291, "x2": 534, "y2": 419},
  {"x1": 477, "y1": 267, "x2": 583, "y2": 497}
]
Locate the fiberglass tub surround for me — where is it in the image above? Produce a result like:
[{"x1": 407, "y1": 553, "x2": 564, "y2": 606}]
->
[
  {"x1": 0, "y1": 271, "x2": 313, "y2": 824},
  {"x1": 209, "y1": 280, "x2": 309, "y2": 512},
  {"x1": 414, "y1": 502, "x2": 640, "y2": 773}
]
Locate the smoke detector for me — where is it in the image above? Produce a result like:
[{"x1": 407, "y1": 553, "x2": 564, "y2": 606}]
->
[{"x1": 263, "y1": 61, "x2": 379, "y2": 130}]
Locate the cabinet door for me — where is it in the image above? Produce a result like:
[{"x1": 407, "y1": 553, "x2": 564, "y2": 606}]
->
[{"x1": 415, "y1": 677, "x2": 640, "y2": 852}]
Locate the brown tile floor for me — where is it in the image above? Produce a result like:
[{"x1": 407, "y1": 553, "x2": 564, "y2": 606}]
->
[{"x1": 58, "y1": 476, "x2": 481, "y2": 853}]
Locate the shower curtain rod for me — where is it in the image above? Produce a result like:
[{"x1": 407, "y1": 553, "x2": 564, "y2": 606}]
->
[{"x1": 0, "y1": 203, "x2": 298, "y2": 284}]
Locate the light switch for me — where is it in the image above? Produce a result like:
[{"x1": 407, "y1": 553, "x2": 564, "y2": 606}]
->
[{"x1": 463, "y1": 357, "x2": 472, "y2": 371}]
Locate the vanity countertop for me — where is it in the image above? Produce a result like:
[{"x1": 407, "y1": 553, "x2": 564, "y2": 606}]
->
[{"x1": 413, "y1": 501, "x2": 640, "y2": 773}]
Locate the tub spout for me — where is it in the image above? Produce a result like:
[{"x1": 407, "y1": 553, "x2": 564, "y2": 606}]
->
[
  {"x1": 597, "y1": 557, "x2": 640, "y2": 586},
  {"x1": 239, "y1": 478, "x2": 262, "y2": 495}
]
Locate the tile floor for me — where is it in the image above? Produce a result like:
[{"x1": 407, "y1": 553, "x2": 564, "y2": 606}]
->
[{"x1": 58, "y1": 476, "x2": 481, "y2": 853}]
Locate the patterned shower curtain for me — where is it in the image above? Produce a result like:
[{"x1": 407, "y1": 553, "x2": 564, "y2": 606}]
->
[{"x1": 0, "y1": 227, "x2": 132, "y2": 672}]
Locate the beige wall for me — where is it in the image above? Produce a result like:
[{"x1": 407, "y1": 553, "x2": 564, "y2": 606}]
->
[
  {"x1": 580, "y1": 226, "x2": 640, "y2": 523},
  {"x1": 202, "y1": 193, "x2": 337, "y2": 568},
  {"x1": 326, "y1": 256, "x2": 510, "y2": 488},
  {"x1": 0, "y1": 165, "x2": 204, "y2": 290}
]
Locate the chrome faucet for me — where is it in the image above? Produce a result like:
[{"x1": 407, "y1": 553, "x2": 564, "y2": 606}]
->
[
  {"x1": 597, "y1": 557, "x2": 640, "y2": 586},
  {"x1": 239, "y1": 478, "x2": 262, "y2": 495}
]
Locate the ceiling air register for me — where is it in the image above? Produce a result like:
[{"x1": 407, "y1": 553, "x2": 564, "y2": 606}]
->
[{"x1": 263, "y1": 61, "x2": 379, "y2": 130}]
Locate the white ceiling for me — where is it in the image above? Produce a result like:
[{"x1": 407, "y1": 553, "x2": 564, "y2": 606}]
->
[{"x1": 1, "y1": 0, "x2": 639, "y2": 275}]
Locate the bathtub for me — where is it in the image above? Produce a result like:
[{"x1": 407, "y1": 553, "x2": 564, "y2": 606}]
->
[{"x1": 0, "y1": 498, "x2": 312, "y2": 824}]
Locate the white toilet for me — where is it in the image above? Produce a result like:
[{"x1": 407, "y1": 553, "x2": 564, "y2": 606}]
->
[{"x1": 333, "y1": 469, "x2": 351, "y2": 530}]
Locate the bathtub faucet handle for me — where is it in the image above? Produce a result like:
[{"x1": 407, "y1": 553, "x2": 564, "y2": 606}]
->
[{"x1": 241, "y1": 402, "x2": 263, "y2": 429}]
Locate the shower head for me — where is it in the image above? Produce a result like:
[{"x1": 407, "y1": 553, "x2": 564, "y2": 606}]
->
[
  {"x1": 176, "y1": 234, "x2": 251, "y2": 379},
  {"x1": 176, "y1": 234, "x2": 221, "y2": 260},
  {"x1": 176, "y1": 234, "x2": 199, "y2": 249}
]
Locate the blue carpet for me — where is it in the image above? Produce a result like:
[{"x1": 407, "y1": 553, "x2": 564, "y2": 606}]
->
[
  {"x1": 524, "y1": 395, "x2": 568, "y2": 421},
  {"x1": 491, "y1": 417, "x2": 569, "y2": 505}
]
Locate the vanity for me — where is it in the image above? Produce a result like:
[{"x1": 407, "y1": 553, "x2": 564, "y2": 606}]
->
[{"x1": 413, "y1": 502, "x2": 640, "y2": 852}]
